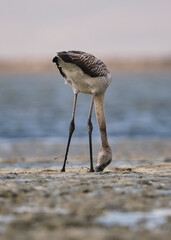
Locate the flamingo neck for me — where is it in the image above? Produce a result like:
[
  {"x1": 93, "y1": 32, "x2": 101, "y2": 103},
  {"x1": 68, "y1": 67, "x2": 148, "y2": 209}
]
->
[{"x1": 94, "y1": 92, "x2": 110, "y2": 149}]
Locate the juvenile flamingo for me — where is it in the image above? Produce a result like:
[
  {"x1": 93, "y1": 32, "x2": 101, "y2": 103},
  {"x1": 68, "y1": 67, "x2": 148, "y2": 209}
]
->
[{"x1": 52, "y1": 51, "x2": 112, "y2": 172}]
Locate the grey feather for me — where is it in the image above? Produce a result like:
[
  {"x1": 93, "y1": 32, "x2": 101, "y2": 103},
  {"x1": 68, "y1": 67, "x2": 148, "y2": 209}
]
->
[{"x1": 57, "y1": 51, "x2": 108, "y2": 77}]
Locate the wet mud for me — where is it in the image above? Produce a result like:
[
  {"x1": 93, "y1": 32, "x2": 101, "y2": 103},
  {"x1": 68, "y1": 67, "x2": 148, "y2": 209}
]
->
[{"x1": 0, "y1": 140, "x2": 171, "y2": 240}]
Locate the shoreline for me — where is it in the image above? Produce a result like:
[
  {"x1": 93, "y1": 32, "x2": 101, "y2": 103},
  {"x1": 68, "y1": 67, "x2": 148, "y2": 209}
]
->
[
  {"x1": 0, "y1": 58, "x2": 171, "y2": 73},
  {"x1": 0, "y1": 138, "x2": 170, "y2": 161},
  {"x1": 0, "y1": 138, "x2": 171, "y2": 240},
  {"x1": 0, "y1": 161, "x2": 171, "y2": 240}
]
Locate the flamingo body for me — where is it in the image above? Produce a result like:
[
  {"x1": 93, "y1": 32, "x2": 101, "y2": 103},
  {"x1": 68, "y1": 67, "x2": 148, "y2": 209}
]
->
[
  {"x1": 53, "y1": 51, "x2": 112, "y2": 94},
  {"x1": 53, "y1": 50, "x2": 112, "y2": 172}
]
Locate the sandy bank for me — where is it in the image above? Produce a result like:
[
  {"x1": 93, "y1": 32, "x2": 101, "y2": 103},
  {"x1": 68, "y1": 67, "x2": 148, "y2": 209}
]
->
[{"x1": 0, "y1": 139, "x2": 171, "y2": 240}]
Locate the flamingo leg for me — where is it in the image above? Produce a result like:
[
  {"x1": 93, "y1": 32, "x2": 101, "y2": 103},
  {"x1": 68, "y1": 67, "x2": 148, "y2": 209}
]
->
[
  {"x1": 87, "y1": 94, "x2": 95, "y2": 172},
  {"x1": 61, "y1": 93, "x2": 78, "y2": 172}
]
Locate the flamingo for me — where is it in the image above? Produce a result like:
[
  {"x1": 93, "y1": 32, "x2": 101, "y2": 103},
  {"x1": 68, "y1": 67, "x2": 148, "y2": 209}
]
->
[{"x1": 52, "y1": 51, "x2": 112, "y2": 172}]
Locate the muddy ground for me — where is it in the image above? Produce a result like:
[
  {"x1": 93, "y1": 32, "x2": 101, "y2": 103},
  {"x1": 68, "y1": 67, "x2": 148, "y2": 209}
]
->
[{"x1": 0, "y1": 139, "x2": 171, "y2": 240}]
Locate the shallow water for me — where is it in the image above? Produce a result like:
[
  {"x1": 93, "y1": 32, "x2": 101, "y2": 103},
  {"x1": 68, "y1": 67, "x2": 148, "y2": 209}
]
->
[
  {"x1": 0, "y1": 71, "x2": 171, "y2": 140},
  {"x1": 14, "y1": 206, "x2": 69, "y2": 214},
  {"x1": 96, "y1": 209, "x2": 171, "y2": 229},
  {"x1": 0, "y1": 159, "x2": 161, "y2": 169}
]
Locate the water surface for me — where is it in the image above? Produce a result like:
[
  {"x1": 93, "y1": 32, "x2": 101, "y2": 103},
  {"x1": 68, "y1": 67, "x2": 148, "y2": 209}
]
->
[{"x1": 0, "y1": 71, "x2": 171, "y2": 139}]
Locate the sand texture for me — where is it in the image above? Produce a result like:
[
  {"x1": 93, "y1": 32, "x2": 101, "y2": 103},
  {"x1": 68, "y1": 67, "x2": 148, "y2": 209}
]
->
[{"x1": 0, "y1": 139, "x2": 171, "y2": 240}]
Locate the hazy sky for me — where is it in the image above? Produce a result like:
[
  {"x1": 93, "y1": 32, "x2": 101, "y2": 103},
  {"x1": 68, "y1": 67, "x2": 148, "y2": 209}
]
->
[{"x1": 0, "y1": 0, "x2": 171, "y2": 59}]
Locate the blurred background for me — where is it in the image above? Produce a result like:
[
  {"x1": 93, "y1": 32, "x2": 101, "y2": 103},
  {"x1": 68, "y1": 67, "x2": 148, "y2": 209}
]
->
[{"x1": 0, "y1": 0, "x2": 171, "y2": 142}]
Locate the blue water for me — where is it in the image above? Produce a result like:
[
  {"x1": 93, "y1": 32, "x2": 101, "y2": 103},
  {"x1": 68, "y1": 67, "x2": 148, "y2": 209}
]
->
[{"x1": 0, "y1": 71, "x2": 171, "y2": 139}]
